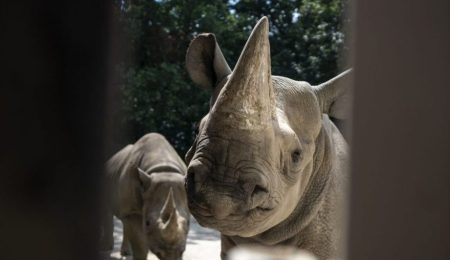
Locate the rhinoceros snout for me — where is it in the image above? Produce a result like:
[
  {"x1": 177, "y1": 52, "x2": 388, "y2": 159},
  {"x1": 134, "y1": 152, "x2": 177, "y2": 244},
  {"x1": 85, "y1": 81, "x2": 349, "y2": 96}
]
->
[{"x1": 186, "y1": 160, "x2": 270, "y2": 219}]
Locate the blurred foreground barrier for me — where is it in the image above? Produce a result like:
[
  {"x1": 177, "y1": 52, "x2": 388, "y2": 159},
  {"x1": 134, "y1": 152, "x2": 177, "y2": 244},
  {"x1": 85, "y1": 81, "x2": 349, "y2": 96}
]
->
[
  {"x1": 0, "y1": 1, "x2": 111, "y2": 259},
  {"x1": 348, "y1": 0, "x2": 450, "y2": 259}
]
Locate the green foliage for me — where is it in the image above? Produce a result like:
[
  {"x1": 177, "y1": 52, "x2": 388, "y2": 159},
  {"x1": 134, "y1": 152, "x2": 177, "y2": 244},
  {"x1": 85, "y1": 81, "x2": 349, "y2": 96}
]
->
[
  {"x1": 112, "y1": 0, "x2": 349, "y2": 156},
  {"x1": 120, "y1": 62, "x2": 209, "y2": 151}
]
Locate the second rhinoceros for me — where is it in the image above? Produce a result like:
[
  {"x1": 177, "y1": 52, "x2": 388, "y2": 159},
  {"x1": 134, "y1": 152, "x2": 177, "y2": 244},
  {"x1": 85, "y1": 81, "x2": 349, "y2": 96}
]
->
[
  {"x1": 104, "y1": 133, "x2": 190, "y2": 260},
  {"x1": 184, "y1": 17, "x2": 351, "y2": 259}
]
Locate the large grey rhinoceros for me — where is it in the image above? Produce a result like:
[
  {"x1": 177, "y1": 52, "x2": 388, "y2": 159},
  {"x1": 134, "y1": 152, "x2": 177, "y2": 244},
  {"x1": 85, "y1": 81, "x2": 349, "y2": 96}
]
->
[
  {"x1": 184, "y1": 17, "x2": 351, "y2": 259},
  {"x1": 103, "y1": 133, "x2": 190, "y2": 260}
]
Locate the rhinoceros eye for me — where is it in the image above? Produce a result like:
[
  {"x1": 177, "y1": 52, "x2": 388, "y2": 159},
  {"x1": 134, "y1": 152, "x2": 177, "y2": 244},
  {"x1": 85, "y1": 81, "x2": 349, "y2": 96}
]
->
[
  {"x1": 291, "y1": 149, "x2": 301, "y2": 163},
  {"x1": 145, "y1": 220, "x2": 150, "y2": 227}
]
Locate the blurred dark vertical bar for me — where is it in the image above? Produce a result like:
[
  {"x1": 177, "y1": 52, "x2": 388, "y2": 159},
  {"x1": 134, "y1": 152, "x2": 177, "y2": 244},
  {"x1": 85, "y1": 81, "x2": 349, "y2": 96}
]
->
[
  {"x1": 349, "y1": 0, "x2": 450, "y2": 259},
  {"x1": 0, "y1": 1, "x2": 111, "y2": 259}
]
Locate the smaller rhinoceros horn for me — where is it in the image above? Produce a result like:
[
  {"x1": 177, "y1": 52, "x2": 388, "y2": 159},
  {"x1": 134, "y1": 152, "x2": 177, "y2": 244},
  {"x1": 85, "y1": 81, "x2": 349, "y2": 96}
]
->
[
  {"x1": 160, "y1": 188, "x2": 181, "y2": 242},
  {"x1": 211, "y1": 16, "x2": 275, "y2": 130},
  {"x1": 160, "y1": 187, "x2": 176, "y2": 222},
  {"x1": 162, "y1": 207, "x2": 180, "y2": 242}
]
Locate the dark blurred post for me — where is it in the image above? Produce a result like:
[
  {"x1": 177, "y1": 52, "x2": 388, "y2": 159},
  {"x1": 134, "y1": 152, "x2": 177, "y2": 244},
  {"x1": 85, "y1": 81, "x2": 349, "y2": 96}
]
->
[
  {"x1": 349, "y1": 0, "x2": 450, "y2": 259},
  {"x1": 0, "y1": 1, "x2": 112, "y2": 259}
]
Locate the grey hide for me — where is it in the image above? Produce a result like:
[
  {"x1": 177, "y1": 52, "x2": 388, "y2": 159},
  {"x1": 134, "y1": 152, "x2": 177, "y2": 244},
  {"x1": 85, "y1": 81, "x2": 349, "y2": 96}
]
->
[
  {"x1": 185, "y1": 17, "x2": 351, "y2": 259},
  {"x1": 103, "y1": 133, "x2": 190, "y2": 260}
]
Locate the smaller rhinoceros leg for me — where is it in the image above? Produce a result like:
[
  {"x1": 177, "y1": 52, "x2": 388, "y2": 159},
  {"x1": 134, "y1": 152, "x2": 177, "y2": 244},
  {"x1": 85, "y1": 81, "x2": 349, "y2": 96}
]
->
[
  {"x1": 120, "y1": 221, "x2": 131, "y2": 256},
  {"x1": 122, "y1": 214, "x2": 147, "y2": 260},
  {"x1": 220, "y1": 234, "x2": 236, "y2": 260}
]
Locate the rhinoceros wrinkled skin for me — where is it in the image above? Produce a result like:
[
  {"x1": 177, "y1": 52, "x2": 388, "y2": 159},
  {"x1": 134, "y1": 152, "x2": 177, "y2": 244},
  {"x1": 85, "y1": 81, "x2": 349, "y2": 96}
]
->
[
  {"x1": 103, "y1": 133, "x2": 190, "y2": 260},
  {"x1": 184, "y1": 17, "x2": 351, "y2": 259}
]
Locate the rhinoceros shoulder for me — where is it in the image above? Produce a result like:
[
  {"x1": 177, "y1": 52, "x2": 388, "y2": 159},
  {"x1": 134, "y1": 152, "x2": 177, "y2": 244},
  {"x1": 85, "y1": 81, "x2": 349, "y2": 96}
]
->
[
  {"x1": 106, "y1": 144, "x2": 134, "y2": 180},
  {"x1": 134, "y1": 133, "x2": 187, "y2": 175}
]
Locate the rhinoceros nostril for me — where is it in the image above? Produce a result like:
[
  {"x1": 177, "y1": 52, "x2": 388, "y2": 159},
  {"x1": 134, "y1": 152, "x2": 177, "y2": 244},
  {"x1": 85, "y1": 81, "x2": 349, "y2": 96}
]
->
[
  {"x1": 242, "y1": 182, "x2": 268, "y2": 197},
  {"x1": 248, "y1": 184, "x2": 269, "y2": 208},
  {"x1": 252, "y1": 185, "x2": 268, "y2": 197}
]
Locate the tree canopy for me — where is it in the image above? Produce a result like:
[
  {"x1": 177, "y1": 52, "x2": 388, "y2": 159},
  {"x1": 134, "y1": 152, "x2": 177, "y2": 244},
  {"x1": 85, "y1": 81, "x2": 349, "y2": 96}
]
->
[{"x1": 111, "y1": 0, "x2": 349, "y2": 156}]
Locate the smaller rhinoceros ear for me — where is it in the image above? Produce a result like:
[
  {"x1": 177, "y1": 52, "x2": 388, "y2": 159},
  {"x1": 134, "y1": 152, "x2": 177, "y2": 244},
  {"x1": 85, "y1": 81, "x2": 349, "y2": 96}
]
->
[
  {"x1": 314, "y1": 69, "x2": 353, "y2": 120},
  {"x1": 137, "y1": 167, "x2": 151, "y2": 190},
  {"x1": 186, "y1": 33, "x2": 231, "y2": 90}
]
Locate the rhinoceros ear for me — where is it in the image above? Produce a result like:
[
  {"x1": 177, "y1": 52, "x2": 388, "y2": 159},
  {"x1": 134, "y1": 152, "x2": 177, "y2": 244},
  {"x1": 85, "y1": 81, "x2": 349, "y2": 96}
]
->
[
  {"x1": 137, "y1": 167, "x2": 151, "y2": 190},
  {"x1": 314, "y1": 69, "x2": 353, "y2": 120},
  {"x1": 186, "y1": 33, "x2": 231, "y2": 90}
]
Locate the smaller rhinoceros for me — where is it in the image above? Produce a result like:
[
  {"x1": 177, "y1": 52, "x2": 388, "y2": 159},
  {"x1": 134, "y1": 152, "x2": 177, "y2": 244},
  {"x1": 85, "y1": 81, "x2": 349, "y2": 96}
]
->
[{"x1": 102, "y1": 133, "x2": 190, "y2": 260}]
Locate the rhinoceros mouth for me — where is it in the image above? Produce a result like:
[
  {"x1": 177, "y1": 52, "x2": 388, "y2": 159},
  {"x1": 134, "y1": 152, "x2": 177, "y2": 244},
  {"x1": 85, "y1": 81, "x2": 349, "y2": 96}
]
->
[{"x1": 189, "y1": 195, "x2": 278, "y2": 234}]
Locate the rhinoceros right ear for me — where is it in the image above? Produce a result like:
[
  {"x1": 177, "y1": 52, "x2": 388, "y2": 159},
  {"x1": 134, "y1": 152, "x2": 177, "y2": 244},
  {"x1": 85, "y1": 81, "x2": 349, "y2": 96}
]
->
[
  {"x1": 186, "y1": 33, "x2": 231, "y2": 90},
  {"x1": 314, "y1": 69, "x2": 353, "y2": 120},
  {"x1": 138, "y1": 168, "x2": 151, "y2": 191}
]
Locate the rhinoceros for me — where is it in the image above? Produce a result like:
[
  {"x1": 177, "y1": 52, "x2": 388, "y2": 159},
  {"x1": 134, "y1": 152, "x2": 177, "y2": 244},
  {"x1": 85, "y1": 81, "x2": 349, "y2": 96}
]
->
[
  {"x1": 103, "y1": 133, "x2": 190, "y2": 260},
  {"x1": 184, "y1": 17, "x2": 351, "y2": 259}
]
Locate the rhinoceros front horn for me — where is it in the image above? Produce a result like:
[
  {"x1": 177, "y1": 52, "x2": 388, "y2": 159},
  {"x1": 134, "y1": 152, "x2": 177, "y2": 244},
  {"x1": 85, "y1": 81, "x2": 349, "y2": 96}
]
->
[{"x1": 211, "y1": 16, "x2": 275, "y2": 130}]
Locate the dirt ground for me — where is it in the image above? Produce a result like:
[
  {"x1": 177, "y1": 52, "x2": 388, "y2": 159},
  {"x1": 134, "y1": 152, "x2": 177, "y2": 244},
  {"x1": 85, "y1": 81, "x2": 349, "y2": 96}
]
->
[{"x1": 106, "y1": 216, "x2": 221, "y2": 260}]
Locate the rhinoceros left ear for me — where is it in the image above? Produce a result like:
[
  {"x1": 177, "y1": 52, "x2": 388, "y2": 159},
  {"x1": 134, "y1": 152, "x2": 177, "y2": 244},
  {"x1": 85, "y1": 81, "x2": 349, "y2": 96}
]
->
[
  {"x1": 314, "y1": 69, "x2": 353, "y2": 120},
  {"x1": 186, "y1": 33, "x2": 231, "y2": 90},
  {"x1": 137, "y1": 167, "x2": 151, "y2": 191}
]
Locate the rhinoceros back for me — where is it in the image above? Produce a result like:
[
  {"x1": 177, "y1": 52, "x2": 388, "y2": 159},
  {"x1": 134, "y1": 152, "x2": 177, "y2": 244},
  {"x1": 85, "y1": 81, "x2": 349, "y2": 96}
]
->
[{"x1": 133, "y1": 133, "x2": 187, "y2": 176}]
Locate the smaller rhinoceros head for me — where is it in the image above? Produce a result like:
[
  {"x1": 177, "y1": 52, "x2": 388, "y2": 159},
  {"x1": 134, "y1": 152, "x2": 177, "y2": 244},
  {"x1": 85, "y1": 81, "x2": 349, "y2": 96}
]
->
[
  {"x1": 184, "y1": 17, "x2": 351, "y2": 237},
  {"x1": 138, "y1": 169, "x2": 190, "y2": 260}
]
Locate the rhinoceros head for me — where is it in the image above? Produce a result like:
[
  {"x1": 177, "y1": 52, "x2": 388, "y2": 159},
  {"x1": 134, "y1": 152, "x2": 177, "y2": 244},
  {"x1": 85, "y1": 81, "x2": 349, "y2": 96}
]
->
[
  {"x1": 185, "y1": 17, "x2": 351, "y2": 237},
  {"x1": 138, "y1": 169, "x2": 190, "y2": 260}
]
